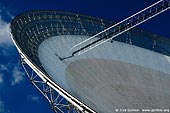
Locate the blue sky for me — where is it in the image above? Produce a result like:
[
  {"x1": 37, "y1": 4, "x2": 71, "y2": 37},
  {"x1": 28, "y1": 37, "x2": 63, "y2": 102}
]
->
[{"x1": 0, "y1": 0, "x2": 170, "y2": 113}]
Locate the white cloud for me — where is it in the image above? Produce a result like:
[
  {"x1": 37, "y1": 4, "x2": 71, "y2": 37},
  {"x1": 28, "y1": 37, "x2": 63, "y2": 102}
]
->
[
  {"x1": 0, "y1": 6, "x2": 19, "y2": 113},
  {"x1": 0, "y1": 9, "x2": 13, "y2": 44},
  {"x1": 11, "y1": 65, "x2": 25, "y2": 86},
  {"x1": 0, "y1": 17, "x2": 12, "y2": 45}
]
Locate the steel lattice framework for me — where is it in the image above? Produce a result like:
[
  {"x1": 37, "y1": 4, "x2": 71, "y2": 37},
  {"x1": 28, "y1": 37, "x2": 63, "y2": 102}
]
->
[{"x1": 21, "y1": 58, "x2": 81, "y2": 113}]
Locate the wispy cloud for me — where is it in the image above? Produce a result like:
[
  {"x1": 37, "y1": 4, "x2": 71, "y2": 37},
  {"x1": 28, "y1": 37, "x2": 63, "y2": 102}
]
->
[
  {"x1": 0, "y1": 74, "x2": 3, "y2": 84},
  {"x1": 0, "y1": 98, "x2": 5, "y2": 113},
  {"x1": 0, "y1": 64, "x2": 8, "y2": 84},
  {"x1": 0, "y1": 97, "x2": 12, "y2": 113},
  {"x1": 0, "y1": 15, "x2": 25, "y2": 85},
  {"x1": 0, "y1": 6, "x2": 14, "y2": 20},
  {"x1": 27, "y1": 95, "x2": 42, "y2": 102},
  {"x1": 0, "y1": 64, "x2": 8, "y2": 71},
  {"x1": 11, "y1": 65, "x2": 25, "y2": 85},
  {"x1": 0, "y1": 16, "x2": 12, "y2": 45},
  {"x1": 0, "y1": 3, "x2": 25, "y2": 87},
  {"x1": 0, "y1": 62, "x2": 25, "y2": 86},
  {"x1": 0, "y1": 98, "x2": 11, "y2": 113},
  {"x1": 0, "y1": 6, "x2": 13, "y2": 46},
  {"x1": 0, "y1": 6, "x2": 22, "y2": 113}
]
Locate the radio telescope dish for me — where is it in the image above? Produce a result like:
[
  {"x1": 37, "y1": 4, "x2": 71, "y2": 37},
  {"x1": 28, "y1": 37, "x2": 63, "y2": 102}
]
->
[{"x1": 10, "y1": 10, "x2": 170, "y2": 113}]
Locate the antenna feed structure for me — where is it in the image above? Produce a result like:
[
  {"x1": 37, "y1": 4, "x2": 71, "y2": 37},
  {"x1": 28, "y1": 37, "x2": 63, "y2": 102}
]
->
[{"x1": 68, "y1": 0, "x2": 170, "y2": 57}]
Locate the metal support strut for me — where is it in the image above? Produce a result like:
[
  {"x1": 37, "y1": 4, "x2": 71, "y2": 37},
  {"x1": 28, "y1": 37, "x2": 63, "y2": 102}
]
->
[
  {"x1": 20, "y1": 58, "x2": 82, "y2": 113},
  {"x1": 68, "y1": 0, "x2": 170, "y2": 57}
]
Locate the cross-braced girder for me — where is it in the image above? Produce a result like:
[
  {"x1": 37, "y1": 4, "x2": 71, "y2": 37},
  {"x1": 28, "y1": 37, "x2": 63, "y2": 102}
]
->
[{"x1": 20, "y1": 58, "x2": 82, "y2": 113}]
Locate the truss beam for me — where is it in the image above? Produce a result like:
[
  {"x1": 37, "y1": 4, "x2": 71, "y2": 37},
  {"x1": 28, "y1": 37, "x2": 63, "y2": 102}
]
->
[
  {"x1": 70, "y1": 0, "x2": 170, "y2": 56},
  {"x1": 20, "y1": 58, "x2": 82, "y2": 113}
]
